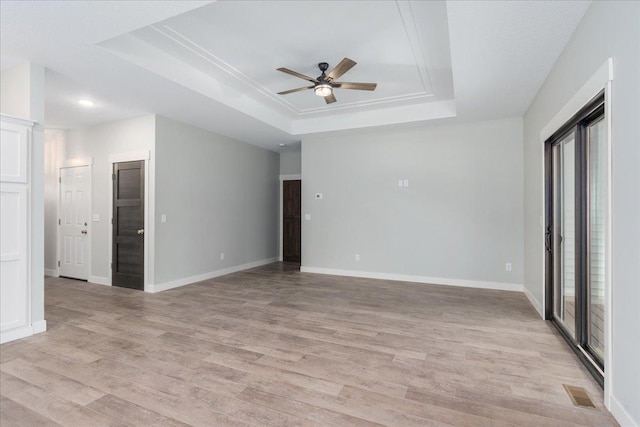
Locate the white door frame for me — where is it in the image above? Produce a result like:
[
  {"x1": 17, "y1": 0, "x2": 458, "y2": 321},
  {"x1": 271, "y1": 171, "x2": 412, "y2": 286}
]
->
[
  {"x1": 56, "y1": 158, "x2": 93, "y2": 279},
  {"x1": 279, "y1": 174, "x2": 301, "y2": 261},
  {"x1": 108, "y1": 150, "x2": 152, "y2": 291}
]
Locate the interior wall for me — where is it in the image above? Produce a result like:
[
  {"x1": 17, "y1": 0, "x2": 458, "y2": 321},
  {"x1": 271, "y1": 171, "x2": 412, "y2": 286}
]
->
[
  {"x1": 1, "y1": 63, "x2": 32, "y2": 120},
  {"x1": 301, "y1": 118, "x2": 524, "y2": 288},
  {"x1": 44, "y1": 129, "x2": 65, "y2": 274},
  {"x1": 52, "y1": 115, "x2": 156, "y2": 283},
  {"x1": 523, "y1": 1, "x2": 640, "y2": 424},
  {"x1": 279, "y1": 148, "x2": 301, "y2": 175},
  {"x1": 154, "y1": 115, "x2": 279, "y2": 288}
]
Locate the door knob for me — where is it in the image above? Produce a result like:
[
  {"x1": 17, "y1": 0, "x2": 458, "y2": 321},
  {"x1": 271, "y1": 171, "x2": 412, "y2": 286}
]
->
[
  {"x1": 137, "y1": 229, "x2": 144, "y2": 235},
  {"x1": 81, "y1": 230, "x2": 87, "y2": 234}
]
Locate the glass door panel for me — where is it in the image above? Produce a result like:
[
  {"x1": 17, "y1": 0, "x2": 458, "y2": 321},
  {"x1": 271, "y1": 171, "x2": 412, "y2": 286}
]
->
[
  {"x1": 552, "y1": 132, "x2": 576, "y2": 338},
  {"x1": 588, "y1": 117, "x2": 606, "y2": 362}
]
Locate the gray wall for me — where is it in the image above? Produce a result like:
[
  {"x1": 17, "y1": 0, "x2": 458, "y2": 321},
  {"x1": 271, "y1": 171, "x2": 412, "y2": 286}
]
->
[
  {"x1": 301, "y1": 118, "x2": 524, "y2": 286},
  {"x1": 523, "y1": 1, "x2": 639, "y2": 423},
  {"x1": 154, "y1": 115, "x2": 279, "y2": 285},
  {"x1": 60, "y1": 115, "x2": 156, "y2": 281},
  {"x1": 279, "y1": 148, "x2": 301, "y2": 175},
  {"x1": 44, "y1": 130, "x2": 64, "y2": 273}
]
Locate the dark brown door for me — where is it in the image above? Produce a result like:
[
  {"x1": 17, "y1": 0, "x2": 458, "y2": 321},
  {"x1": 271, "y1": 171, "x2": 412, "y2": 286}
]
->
[
  {"x1": 283, "y1": 180, "x2": 301, "y2": 263},
  {"x1": 112, "y1": 161, "x2": 144, "y2": 290}
]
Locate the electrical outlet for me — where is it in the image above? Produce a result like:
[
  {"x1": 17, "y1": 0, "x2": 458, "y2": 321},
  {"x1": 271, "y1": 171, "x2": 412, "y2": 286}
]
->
[
  {"x1": 315, "y1": 193, "x2": 323, "y2": 200},
  {"x1": 398, "y1": 180, "x2": 403, "y2": 187},
  {"x1": 221, "y1": 253, "x2": 225, "y2": 260},
  {"x1": 305, "y1": 214, "x2": 311, "y2": 221},
  {"x1": 355, "y1": 254, "x2": 360, "y2": 262},
  {"x1": 505, "y1": 263, "x2": 512, "y2": 272}
]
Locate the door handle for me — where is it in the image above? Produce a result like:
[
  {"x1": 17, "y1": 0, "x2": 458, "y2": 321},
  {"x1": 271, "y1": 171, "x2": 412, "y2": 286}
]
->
[
  {"x1": 81, "y1": 230, "x2": 88, "y2": 235},
  {"x1": 545, "y1": 227, "x2": 552, "y2": 253},
  {"x1": 137, "y1": 229, "x2": 144, "y2": 235}
]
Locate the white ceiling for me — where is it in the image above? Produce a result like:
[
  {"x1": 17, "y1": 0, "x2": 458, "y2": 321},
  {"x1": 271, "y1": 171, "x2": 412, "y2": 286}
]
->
[{"x1": 0, "y1": 0, "x2": 591, "y2": 151}]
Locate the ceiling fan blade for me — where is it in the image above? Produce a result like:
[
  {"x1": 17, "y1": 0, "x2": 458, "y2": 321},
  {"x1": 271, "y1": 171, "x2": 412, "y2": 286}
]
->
[
  {"x1": 278, "y1": 86, "x2": 314, "y2": 95},
  {"x1": 325, "y1": 93, "x2": 337, "y2": 104},
  {"x1": 334, "y1": 82, "x2": 377, "y2": 91},
  {"x1": 277, "y1": 67, "x2": 318, "y2": 83},
  {"x1": 326, "y1": 58, "x2": 356, "y2": 81}
]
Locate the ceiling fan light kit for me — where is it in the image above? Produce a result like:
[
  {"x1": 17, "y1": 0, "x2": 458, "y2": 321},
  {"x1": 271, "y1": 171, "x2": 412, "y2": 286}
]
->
[
  {"x1": 277, "y1": 57, "x2": 377, "y2": 104},
  {"x1": 314, "y1": 83, "x2": 333, "y2": 97}
]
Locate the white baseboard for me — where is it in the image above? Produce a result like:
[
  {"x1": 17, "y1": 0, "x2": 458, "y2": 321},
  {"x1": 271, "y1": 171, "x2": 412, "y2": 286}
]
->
[
  {"x1": 300, "y1": 266, "x2": 523, "y2": 292},
  {"x1": 149, "y1": 257, "x2": 279, "y2": 293},
  {"x1": 610, "y1": 394, "x2": 639, "y2": 427},
  {"x1": 89, "y1": 276, "x2": 111, "y2": 286},
  {"x1": 523, "y1": 286, "x2": 544, "y2": 319},
  {"x1": 32, "y1": 319, "x2": 47, "y2": 334},
  {"x1": 44, "y1": 268, "x2": 58, "y2": 277},
  {"x1": 0, "y1": 325, "x2": 34, "y2": 344}
]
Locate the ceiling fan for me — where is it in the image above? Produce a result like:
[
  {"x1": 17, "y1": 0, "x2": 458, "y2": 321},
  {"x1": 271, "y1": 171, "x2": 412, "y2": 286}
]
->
[{"x1": 276, "y1": 58, "x2": 377, "y2": 104}]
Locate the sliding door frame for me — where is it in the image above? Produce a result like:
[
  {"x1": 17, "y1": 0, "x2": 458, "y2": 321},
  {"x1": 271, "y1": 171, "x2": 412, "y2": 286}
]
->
[{"x1": 544, "y1": 92, "x2": 605, "y2": 386}]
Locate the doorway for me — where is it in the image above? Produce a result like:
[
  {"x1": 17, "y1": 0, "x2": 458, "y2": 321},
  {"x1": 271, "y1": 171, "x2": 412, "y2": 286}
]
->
[
  {"x1": 112, "y1": 161, "x2": 145, "y2": 290},
  {"x1": 545, "y1": 92, "x2": 606, "y2": 384},
  {"x1": 282, "y1": 179, "x2": 301, "y2": 263},
  {"x1": 59, "y1": 165, "x2": 90, "y2": 280}
]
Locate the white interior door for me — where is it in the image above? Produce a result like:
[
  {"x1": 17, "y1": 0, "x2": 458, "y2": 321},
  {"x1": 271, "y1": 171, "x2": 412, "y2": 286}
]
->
[{"x1": 59, "y1": 166, "x2": 90, "y2": 280}]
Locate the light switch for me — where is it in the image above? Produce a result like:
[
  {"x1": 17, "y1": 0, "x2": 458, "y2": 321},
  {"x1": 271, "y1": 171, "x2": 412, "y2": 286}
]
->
[
  {"x1": 92, "y1": 214, "x2": 100, "y2": 222},
  {"x1": 398, "y1": 180, "x2": 403, "y2": 187},
  {"x1": 161, "y1": 214, "x2": 167, "y2": 223},
  {"x1": 403, "y1": 179, "x2": 409, "y2": 187},
  {"x1": 315, "y1": 193, "x2": 323, "y2": 200},
  {"x1": 305, "y1": 214, "x2": 311, "y2": 221}
]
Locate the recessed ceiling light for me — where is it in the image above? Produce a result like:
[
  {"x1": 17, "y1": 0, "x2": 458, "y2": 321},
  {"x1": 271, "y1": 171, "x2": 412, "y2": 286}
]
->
[
  {"x1": 279, "y1": 143, "x2": 286, "y2": 147},
  {"x1": 78, "y1": 99, "x2": 94, "y2": 107}
]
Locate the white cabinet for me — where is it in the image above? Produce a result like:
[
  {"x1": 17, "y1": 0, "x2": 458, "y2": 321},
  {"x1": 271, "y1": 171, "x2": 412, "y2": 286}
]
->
[{"x1": 0, "y1": 115, "x2": 34, "y2": 344}]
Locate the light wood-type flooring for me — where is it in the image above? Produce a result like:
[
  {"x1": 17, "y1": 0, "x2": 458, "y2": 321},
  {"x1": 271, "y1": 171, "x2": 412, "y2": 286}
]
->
[{"x1": 1, "y1": 263, "x2": 618, "y2": 426}]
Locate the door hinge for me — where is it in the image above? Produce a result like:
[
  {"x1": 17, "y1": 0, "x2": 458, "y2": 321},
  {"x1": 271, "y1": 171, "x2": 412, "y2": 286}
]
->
[
  {"x1": 58, "y1": 260, "x2": 60, "y2": 267},
  {"x1": 58, "y1": 218, "x2": 61, "y2": 225},
  {"x1": 111, "y1": 218, "x2": 113, "y2": 224},
  {"x1": 112, "y1": 173, "x2": 115, "y2": 180},
  {"x1": 58, "y1": 177, "x2": 61, "y2": 183}
]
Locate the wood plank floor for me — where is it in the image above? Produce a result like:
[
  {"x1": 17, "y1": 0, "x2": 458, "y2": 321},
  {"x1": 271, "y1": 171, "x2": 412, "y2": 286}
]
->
[{"x1": 0, "y1": 263, "x2": 618, "y2": 426}]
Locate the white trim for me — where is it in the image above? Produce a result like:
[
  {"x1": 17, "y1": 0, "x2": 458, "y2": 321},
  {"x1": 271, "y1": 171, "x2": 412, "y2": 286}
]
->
[
  {"x1": 523, "y1": 285, "x2": 544, "y2": 318},
  {"x1": 149, "y1": 257, "x2": 278, "y2": 293},
  {"x1": 279, "y1": 174, "x2": 301, "y2": 181},
  {"x1": 610, "y1": 394, "x2": 639, "y2": 427},
  {"x1": 603, "y1": 78, "x2": 614, "y2": 411},
  {"x1": 0, "y1": 114, "x2": 35, "y2": 127},
  {"x1": 279, "y1": 174, "x2": 302, "y2": 261},
  {"x1": 539, "y1": 58, "x2": 614, "y2": 408},
  {"x1": 44, "y1": 268, "x2": 58, "y2": 277},
  {"x1": 58, "y1": 157, "x2": 93, "y2": 168},
  {"x1": 108, "y1": 150, "x2": 150, "y2": 163},
  {"x1": 32, "y1": 319, "x2": 47, "y2": 334},
  {"x1": 108, "y1": 151, "x2": 153, "y2": 291},
  {"x1": 0, "y1": 325, "x2": 34, "y2": 344},
  {"x1": 300, "y1": 266, "x2": 523, "y2": 292},
  {"x1": 88, "y1": 275, "x2": 110, "y2": 286}
]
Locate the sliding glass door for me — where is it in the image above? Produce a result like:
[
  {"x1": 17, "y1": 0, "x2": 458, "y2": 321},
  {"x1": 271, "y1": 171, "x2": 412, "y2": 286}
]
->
[{"x1": 545, "y1": 93, "x2": 606, "y2": 384}]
